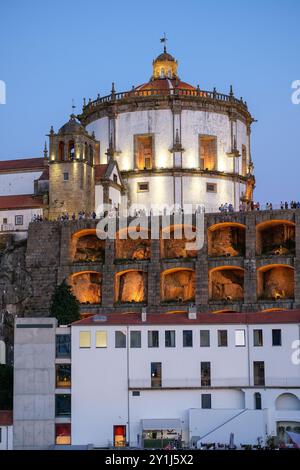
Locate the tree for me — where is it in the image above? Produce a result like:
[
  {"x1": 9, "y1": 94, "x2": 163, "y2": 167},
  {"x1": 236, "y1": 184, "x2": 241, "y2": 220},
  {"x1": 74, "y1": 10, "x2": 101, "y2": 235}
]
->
[
  {"x1": 50, "y1": 280, "x2": 80, "y2": 325},
  {"x1": 0, "y1": 364, "x2": 13, "y2": 409}
]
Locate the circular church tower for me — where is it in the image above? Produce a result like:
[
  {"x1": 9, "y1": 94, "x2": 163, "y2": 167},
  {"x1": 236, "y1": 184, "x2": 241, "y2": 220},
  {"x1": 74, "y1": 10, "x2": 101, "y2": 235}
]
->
[{"x1": 80, "y1": 47, "x2": 255, "y2": 213}]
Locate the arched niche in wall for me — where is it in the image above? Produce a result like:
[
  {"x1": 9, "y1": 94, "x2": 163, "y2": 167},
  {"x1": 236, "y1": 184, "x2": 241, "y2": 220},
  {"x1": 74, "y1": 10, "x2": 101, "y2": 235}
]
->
[
  {"x1": 257, "y1": 264, "x2": 294, "y2": 300},
  {"x1": 115, "y1": 270, "x2": 147, "y2": 303},
  {"x1": 208, "y1": 222, "x2": 246, "y2": 257},
  {"x1": 209, "y1": 266, "x2": 244, "y2": 301},
  {"x1": 69, "y1": 271, "x2": 102, "y2": 304},
  {"x1": 161, "y1": 268, "x2": 195, "y2": 303},
  {"x1": 256, "y1": 220, "x2": 295, "y2": 256},
  {"x1": 115, "y1": 227, "x2": 150, "y2": 260},
  {"x1": 71, "y1": 229, "x2": 106, "y2": 263},
  {"x1": 161, "y1": 224, "x2": 197, "y2": 259}
]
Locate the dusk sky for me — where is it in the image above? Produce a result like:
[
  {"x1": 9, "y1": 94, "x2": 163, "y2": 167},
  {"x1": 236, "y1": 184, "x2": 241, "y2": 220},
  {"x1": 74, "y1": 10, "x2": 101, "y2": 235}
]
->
[{"x1": 0, "y1": 0, "x2": 299, "y2": 203}]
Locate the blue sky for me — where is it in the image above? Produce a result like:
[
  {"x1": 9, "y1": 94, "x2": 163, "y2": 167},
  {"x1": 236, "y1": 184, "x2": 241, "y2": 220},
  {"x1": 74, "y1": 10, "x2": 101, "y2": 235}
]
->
[{"x1": 0, "y1": 0, "x2": 299, "y2": 202}]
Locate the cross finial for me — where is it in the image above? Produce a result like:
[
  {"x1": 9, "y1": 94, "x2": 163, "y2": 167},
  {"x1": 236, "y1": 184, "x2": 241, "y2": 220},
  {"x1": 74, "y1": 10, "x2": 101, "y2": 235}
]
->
[
  {"x1": 72, "y1": 98, "x2": 76, "y2": 113},
  {"x1": 160, "y1": 33, "x2": 168, "y2": 53}
]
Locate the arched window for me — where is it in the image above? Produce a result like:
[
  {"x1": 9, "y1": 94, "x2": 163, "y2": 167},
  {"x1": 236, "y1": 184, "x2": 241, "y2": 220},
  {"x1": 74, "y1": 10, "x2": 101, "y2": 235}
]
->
[
  {"x1": 254, "y1": 392, "x2": 262, "y2": 410},
  {"x1": 68, "y1": 141, "x2": 75, "y2": 160},
  {"x1": 168, "y1": 69, "x2": 172, "y2": 78},
  {"x1": 242, "y1": 145, "x2": 247, "y2": 176},
  {"x1": 160, "y1": 68, "x2": 165, "y2": 78},
  {"x1": 58, "y1": 141, "x2": 65, "y2": 161}
]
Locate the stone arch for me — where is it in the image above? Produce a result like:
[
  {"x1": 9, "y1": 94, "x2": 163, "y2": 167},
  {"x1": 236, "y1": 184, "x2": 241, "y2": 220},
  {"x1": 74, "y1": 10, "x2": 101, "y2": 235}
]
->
[
  {"x1": 257, "y1": 264, "x2": 294, "y2": 300},
  {"x1": 161, "y1": 268, "x2": 195, "y2": 303},
  {"x1": 69, "y1": 271, "x2": 102, "y2": 304},
  {"x1": 256, "y1": 220, "x2": 295, "y2": 256},
  {"x1": 115, "y1": 227, "x2": 150, "y2": 260},
  {"x1": 115, "y1": 269, "x2": 147, "y2": 303},
  {"x1": 71, "y1": 229, "x2": 105, "y2": 263},
  {"x1": 208, "y1": 222, "x2": 246, "y2": 257},
  {"x1": 58, "y1": 141, "x2": 65, "y2": 161},
  {"x1": 212, "y1": 309, "x2": 238, "y2": 314},
  {"x1": 68, "y1": 140, "x2": 75, "y2": 160},
  {"x1": 275, "y1": 393, "x2": 300, "y2": 410},
  {"x1": 209, "y1": 266, "x2": 244, "y2": 301},
  {"x1": 161, "y1": 224, "x2": 197, "y2": 259}
]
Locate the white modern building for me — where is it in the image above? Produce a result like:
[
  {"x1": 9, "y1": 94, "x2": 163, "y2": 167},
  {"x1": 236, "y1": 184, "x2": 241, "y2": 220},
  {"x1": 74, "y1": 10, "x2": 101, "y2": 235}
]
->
[
  {"x1": 13, "y1": 312, "x2": 300, "y2": 449},
  {"x1": 0, "y1": 411, "x2": 13, "y2": 450}
]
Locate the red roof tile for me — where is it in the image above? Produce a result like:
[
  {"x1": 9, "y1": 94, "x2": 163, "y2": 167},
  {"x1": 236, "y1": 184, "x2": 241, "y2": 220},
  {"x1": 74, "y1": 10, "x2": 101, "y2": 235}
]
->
[
  {"x1": 38, "y1": 167, "x2": 49, "y2": 181},
  {"x1": 0, "y1": 410, "x2": 13, "y2": 426},
  {"x1": 0, "y1": 194, "x2": 44, "y2": 210},
  {"x1": 72, "y1": 309, "x2": 300, "y2": 326},
  {"x1": 95, "y1": 164, "x2": 109, "y2": 182},
  {"x1": 0, "y1": 158, "x2": 44, "y2": 172}
]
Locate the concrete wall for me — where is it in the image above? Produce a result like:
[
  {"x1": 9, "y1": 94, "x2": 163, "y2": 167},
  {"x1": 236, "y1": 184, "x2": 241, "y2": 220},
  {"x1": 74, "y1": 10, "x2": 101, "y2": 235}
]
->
[
  {"x1": 0, "y1": 426, "x2": 13, "y2": 450},
  {"x1": 13, "y1": 318, "x2": 56, "y2": 449}
]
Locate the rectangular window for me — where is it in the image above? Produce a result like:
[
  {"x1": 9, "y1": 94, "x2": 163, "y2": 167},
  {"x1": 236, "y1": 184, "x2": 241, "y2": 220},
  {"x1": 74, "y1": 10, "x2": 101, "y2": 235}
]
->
[
  {"x1": 206, "y1": 182, "x2": 217, "y2": 193},
  {"x1": 55, "y1": 394, "x2": 71, "y2": 417},
  {"x1": 235, "y1": 329, "x2": 246, "y2": 347},
  {"x1": 218, "y1": 330, "x2": 228, "y2": 347},
  {"x1": 115, "y1": 331, "x2": 126, "y2": 348},
  {"x1": 201, "y1": 362, "x2": 211, "y2": 387},
  {"x1": 253, "y1": 361, "x2": 265, "y2": 386},
  {"x1": 253, "y1": 329, "x2": 263, "y2": 347},
  {"x1": 272, "y1": 329, "x2": 282, "y2": 346},
  {"x1": 130, "y1": 331, "x2": 141, "y2": 348},
  {"x1": 113, "y1": 174, "x2": 118, "y2": 183},
  {"x1": 56, "y1": 364, "x2": 71, "y2": 388},
  {"x1": 56, "y1": 335, "x2": 71, "y2": 358},
  {"x1": 55, "y1": 423, "x2": 71, "y2": 445},
  {"x1": 63, "y1": 172, "x2": 69, "y2": 181},
  {"x1": 201, "y1": 394, "x2": 212, "y2": 409},
  {"x1": 200, "y1": 330, "x2": 210, "y2": 347},
  {"x1": 148, "y1": 330, "x2": 159, "y2": 348},
  {"x1": 137, "y1": 182, "x2": 149, "y2": 192},
  {"x1": 79, "y1": 331, "x2": 91, "y2": 348},
  {"x1": 96, "y1": 331, "x2": 107, "y2": 348},
  {"x1": 3, "y1": 218, "x2": 7, "y2": 224},
  {"x1": 15, "y1": 215, "x2": 23, "y2": 226},
  {"x1": 165, "y1": 330, "x2": 176, "y2": 348},
  {"x1": 151, "y1": 362, "x2": 162, "y2": 388},
  {"x1": 183, "y1": 330, "x2": 193, "y2": 347},
  {"x1": 135, "y1": 135, "x2": 153, "y2": 170},
  {"x1": 132, "y1": 391, "x2": 140, "y2": 397},
  {"x1": 200, "y1": 135, "x2": 217, "y2": 171}
]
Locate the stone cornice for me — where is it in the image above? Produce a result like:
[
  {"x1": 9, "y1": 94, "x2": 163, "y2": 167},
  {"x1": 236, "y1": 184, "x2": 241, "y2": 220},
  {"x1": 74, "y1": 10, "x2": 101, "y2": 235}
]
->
[{"x1": 121, "y1": 167, "x2": 248, "y2": 183}]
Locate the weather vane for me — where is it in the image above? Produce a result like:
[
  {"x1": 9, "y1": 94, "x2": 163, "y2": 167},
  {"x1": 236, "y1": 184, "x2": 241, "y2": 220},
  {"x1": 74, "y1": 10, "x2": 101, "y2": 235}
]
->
[
  {"x1": 71, "y1": 98, "x2": 76, "y2": 114},
  {"x1": 160, "y1": 33, "x2": 168, "y2": 52}
]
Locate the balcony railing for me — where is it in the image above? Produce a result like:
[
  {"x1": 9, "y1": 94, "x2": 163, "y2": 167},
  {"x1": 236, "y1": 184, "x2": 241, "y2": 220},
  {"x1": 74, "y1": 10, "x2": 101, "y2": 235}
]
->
[
  {"x1": 82, "y1": 87, "x2": 248, "y2": 114},
  {"x1": 129, "y1": 377, "x2": 300, "y2": 389}
]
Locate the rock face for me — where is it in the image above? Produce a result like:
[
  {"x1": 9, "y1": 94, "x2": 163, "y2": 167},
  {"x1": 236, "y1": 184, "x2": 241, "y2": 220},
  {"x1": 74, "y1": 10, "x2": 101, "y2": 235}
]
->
[
  {"x1": 208, "y1": 227, "x2": 245, "y2": 257},
  {"x1": 73, "y1": 235, "x2": 105, "y2": 263},
  {"x1": 71, "y1": 272, "x2": 101, "y2": 304},
  {"x1": 258, "y1": 224, "x2": 295, "y2": 255},
  {"x1": 262, "y1": 267, "x2": 294, "y2": 300},
  {"x1": 118, "y1": 271, "x2": 146, "y2": 302},
  {"x1": 162, "y1": 238, "x2": 197, "y2": 259},
  {"x1": 210, "y1": 269, "x2": 244, "y2": 300},
  {"x1": 0, "y1": 235, "x2": 32, "y2": 314},
  {"x1": 162, "y1": 270, "x2": 195, "y2": 302},
  {"x1": 116, "y1": 238, "x2": 150, "y2": 260}
]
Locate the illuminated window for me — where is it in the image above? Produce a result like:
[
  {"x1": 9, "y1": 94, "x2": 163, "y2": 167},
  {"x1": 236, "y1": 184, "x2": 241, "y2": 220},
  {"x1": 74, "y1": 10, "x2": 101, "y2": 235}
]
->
[
  {"x1": 56, "y1": 364, "x2": 71, "y2": 388},
  {"x1": 206, "y1": 183, "x2": 217, "y2": 193},
  {"x1": 151, "y1": 362, "x2": 162, "y2": 388},
  {"x1": 137, "y1": 182, "x2": 149, "y2": 192},
  {"x1": 96, "y1": 331, "x2": 107, "y2": 348},
  {"x1": 235, "y1": 329, "x2": 246, "y2": 347},
  {"x1": 15, "y1": 215, "x2": 23, "y2": 226},
  {"x1": 200, "y1": 135, "x2": 217, "y2": 170},
  {"x1": 135, "y1": 135, "x2": 153, "y2": 170},
  {"x1": 79, "y1": 331, "x2": 91, "y2": 348},
  {"x1": 55, "y1": 424, "x2": 71, "y2": 445}
]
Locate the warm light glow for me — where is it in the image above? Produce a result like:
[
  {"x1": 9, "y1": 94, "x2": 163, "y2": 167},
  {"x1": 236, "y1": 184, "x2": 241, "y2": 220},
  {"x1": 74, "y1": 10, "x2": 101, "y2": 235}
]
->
[
  {"x1": 79, "y1": 331, "x2": 91, "y2": 348},
  {"x1": 96, "y1": 331, "x2": 107, "y2": 348}
]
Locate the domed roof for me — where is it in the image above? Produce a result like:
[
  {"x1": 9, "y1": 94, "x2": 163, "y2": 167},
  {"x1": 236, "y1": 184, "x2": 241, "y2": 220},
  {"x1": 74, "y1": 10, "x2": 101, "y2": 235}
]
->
[
  {"x1": 154, "y1": 51, "x2": 176, "y2": 62},
  {"x1": 59, "y1": 114, "x2": 86, "y2": 135},
  {"x1": 135, "y1": 78, "x2": 196, "y2": 94}
]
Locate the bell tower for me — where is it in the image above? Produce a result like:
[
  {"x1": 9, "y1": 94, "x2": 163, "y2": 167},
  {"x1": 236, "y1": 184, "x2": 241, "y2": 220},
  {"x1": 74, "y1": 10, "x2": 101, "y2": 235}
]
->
[{"x1": 48, "y1": 114, "x2": 99, "y2": 219}]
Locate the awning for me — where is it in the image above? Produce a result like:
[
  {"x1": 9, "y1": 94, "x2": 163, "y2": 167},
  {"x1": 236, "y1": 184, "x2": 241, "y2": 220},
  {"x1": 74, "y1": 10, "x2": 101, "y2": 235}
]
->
[{"x1": 141, "y1": 419, "x2": 182, "y2": 430}]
